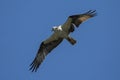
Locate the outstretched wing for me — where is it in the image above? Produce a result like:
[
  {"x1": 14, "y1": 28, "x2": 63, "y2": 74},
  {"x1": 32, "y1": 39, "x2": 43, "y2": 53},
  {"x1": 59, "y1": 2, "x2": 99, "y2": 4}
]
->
[
  {"x1": 29, "y1": 33, "x2": 63, "y2": 72},
  {"x1": 69, "y1": 10, "x2": 96, "y2": 27},
  {"x1": 62, "y1": 10, "x2": 96, "y2": 33}
]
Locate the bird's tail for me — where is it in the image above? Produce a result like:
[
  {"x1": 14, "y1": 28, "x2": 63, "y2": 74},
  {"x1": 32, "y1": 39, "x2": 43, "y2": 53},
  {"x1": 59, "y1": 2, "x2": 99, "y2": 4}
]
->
[{"x1": 66, "y1": 37, "x2": 76, "y2": 45}]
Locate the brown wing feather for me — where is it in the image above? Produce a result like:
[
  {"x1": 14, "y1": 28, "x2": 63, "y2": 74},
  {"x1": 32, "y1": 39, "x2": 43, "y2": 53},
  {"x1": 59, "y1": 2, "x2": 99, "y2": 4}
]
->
[
  {"x1": 70, "y1": 10, "x2": 97, "y2": 27},
  {"x1": 62, "y1": 10, "x2": 96, "y2": 34},
  {"x1": 29, "y1": 38, "x2": 63, "y2": 72}
]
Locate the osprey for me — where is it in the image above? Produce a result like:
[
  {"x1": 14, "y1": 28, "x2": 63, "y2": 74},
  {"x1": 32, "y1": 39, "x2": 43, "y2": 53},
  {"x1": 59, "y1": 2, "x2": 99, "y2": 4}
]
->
[{"x1": 29, "y1": 10, "x2": 96, "y2": 72}]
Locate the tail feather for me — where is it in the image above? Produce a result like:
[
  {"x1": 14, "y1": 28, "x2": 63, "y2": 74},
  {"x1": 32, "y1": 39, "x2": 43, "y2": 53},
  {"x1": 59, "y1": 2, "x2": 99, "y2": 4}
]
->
[{"x1": 66, "y1": 37, "x2": 76, "y2": 45}]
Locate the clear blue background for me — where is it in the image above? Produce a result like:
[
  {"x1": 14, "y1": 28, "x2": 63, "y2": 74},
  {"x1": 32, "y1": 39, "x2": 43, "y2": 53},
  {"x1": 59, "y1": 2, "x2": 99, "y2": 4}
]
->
[{"x1": 0, "y1": 0, "x2": 120, "y2": 80}]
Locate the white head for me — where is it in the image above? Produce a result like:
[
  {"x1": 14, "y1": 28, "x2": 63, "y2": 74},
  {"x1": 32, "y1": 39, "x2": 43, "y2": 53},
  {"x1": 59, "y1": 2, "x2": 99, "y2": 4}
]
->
[
  {"x1": 52, "y1": 26, "x2": 57, "y2": 31},
  {"x1": 52, "y1": 25, "x2": 62, "y2": 32}
]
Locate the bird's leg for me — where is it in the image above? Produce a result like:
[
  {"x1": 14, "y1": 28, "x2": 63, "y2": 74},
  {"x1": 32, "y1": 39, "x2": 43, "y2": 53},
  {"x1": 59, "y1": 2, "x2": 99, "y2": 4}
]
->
[{"x1": 66, "y1": 36, "x2": 76, "y2": 45}]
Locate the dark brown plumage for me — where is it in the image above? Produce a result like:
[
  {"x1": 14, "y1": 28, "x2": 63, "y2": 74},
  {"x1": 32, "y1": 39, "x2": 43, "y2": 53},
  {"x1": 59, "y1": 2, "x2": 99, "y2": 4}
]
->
[
  {"x1": 29, "y1": 10, "x2": 96, "y2": 72},
  {"x1": 69, "y1": 10, "x2": 96, "y2": 27},
  {"x1": 29, "y1": 38, "x2": 63, "y2": 72}
]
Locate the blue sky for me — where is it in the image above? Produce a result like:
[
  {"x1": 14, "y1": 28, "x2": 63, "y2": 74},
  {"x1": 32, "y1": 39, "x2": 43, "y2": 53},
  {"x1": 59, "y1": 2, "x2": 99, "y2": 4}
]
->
[{"x1": 0, "y1": 0, "x2": 120, "y2": 80}]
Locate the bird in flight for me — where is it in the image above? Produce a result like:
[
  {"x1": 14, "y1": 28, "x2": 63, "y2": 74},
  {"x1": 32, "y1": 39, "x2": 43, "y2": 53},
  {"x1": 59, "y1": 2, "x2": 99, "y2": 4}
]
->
[{"x1": 29, "y1": 10, "x2": 96, "y2": 72}]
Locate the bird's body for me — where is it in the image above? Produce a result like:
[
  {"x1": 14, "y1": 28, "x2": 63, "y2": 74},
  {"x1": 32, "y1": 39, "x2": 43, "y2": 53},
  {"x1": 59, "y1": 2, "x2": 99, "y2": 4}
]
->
[
  {"x1": 44, "y1": 25, "x2": 68, "y2": 44},
  {"x1": 29, "y1": 10, "x2": 97, "y2": 72}
]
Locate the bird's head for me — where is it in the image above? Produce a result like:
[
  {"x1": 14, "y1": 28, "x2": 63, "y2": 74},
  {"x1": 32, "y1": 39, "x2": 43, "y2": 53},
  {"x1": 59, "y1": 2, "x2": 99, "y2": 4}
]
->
[
  {"x1": 52, "y1": 26, "x2": 57, "y2": 32},
  {"x1": 52, "y1": 25, "x2": 62, "y2": 32}
]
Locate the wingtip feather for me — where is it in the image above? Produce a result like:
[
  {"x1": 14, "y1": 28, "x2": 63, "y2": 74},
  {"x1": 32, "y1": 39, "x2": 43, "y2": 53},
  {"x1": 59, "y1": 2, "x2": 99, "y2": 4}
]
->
[{"x1": 85, "y1": 10, "x2": 97, "y2": 17}]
